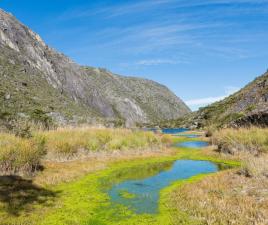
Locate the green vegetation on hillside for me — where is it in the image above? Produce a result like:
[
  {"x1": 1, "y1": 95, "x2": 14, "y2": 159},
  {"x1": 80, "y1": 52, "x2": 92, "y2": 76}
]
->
[
  {"x1": 155, "y1": 71, "x2": 268, "y2": 129},
  {"x1": 0, "y1": 56, "x2": 100, "y2": 131}
]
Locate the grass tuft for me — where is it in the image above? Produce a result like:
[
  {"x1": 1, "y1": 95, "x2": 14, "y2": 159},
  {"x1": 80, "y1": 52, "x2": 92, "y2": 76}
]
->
[
  {"x1": 241, "y1": 154, "x2": 268, "y2": 178},
  {"x1": 35, "y1": 127, "x2": 168, "y2": 160},
  {"x1": 169, "y1": 171, "x2": 268, "y2": 225},
  {"x1": 0, "y1": 134, "x2": 46, "y2": 175},
  {"x1": 212, "y1": 127, "x2": 268, "y2": 154},
  {"x1": 0, "y1": 127, "x2": 170, "y2": 174}
]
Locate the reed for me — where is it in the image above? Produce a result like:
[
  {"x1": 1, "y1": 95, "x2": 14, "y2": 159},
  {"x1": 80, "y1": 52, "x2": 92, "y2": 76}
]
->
[
  {"x1": 35, "y1": 127, "x2": 167, "y2": 158},
  {"x1": 211, "y1": 127, "x2": 268, "y2": 154},
  {"x1": 0, "y1": 127, "x2": 170, "y2": 174}
]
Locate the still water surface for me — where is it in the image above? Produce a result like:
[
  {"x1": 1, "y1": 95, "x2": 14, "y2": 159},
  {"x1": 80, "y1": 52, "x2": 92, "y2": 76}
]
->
[
  {"x1": 176, "y1": 141, "x2": 209, "y2": 149},
  {"x1": 108, "y1": 160, "x2": 220, "y2": 214}
]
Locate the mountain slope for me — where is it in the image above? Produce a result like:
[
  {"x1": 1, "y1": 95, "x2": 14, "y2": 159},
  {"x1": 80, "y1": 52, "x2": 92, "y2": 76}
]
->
[
  {"x1": 160, "y1": 71, "x2": 268, "y2": 129},
  {"x1": 0, "y1": 9, "x2": 190, "y2": 128}
]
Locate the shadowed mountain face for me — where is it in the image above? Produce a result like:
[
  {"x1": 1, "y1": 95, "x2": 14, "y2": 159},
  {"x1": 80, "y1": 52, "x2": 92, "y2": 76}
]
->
[{"x1": 0, "y1": 9, "x2": 190, "y2": 128}]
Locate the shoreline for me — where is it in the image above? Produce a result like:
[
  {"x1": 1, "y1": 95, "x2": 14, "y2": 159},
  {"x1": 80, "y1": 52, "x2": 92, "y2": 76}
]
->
[{"x1": 0, "y1": 134, "x2": 240, "y2": 225}]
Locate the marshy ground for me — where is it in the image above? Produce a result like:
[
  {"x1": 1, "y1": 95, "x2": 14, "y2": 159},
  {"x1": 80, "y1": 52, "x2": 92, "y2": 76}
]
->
[{"x1": 0, "y1": 127, "x2": 267, "y2": 225}]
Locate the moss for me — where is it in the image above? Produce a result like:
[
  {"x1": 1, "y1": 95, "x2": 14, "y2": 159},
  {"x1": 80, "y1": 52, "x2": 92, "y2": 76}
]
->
[
  {"x1": 0, "y1": 137, "x2": 239, "y2": 225},
  {"x1": 118, "y1": 190, "x2": 136, "y2": 199}
]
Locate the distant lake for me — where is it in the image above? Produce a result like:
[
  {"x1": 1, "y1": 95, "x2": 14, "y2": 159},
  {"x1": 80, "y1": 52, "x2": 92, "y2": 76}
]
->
[
  {"x1": 162, "y1": 128, "x2": 189, "y2": 134},
  {"x1": 143, "y1": 128, "x2": 189, "y2": 134},
  {"x1": 173, "y1": 134, "x2": 201, "y2": 138}
]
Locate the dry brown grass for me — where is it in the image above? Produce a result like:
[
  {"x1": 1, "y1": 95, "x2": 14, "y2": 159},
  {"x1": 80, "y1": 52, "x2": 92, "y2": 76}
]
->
[
  {"x1": 170, "y1": 170, "x2": 268, "y2": 225},
  {"x1": 169, "y1": 128, "x2": 268, "y2": 225},
  {"x1": 0, "y1": 133, "x2": 46, "y2": 175},
  {"x1": 0, "y1": 127, "x2": 171, "y2": 175},
  {"x1": 35, "y1": 127, "x2": 170, "y2": 161},
  {"x1": 240, "y1": 154, "x2": 268, "y2": 178},
  {"x1": 212, "y1": 127, "x2": 268, "y2": 155}
]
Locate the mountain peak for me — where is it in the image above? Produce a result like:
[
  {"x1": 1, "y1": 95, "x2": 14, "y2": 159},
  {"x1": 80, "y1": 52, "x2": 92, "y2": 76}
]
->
[{"x1": 0, "y1": 8, "x2": 190, "y2": 128}]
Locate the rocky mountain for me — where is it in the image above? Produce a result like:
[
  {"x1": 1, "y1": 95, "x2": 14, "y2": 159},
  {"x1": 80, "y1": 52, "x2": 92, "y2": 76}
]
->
[
  {"x1": 166, "y1": 70, "x2": 268, "y2": 129},
  {"x1": 0, "y1": 9, "x2": 190, "y2": 129}
]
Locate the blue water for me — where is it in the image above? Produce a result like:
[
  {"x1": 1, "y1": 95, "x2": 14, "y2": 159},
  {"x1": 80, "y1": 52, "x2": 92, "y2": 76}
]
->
[
  {"x1": 108, "y1": 160, "x2": 218, "y2": 214},
  {"x1": 173, "y1": 134, "x2": 201, "y2": 138},
  {"x1": 176, "y1": 141, "x2": 209, "y2": 149},
  {"x1": 162, "y1": 128, "x2": 189, "y2": 134}
]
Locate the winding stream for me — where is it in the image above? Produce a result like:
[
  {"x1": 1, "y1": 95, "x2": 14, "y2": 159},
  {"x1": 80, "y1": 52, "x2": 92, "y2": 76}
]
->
[
  {"x1": 104, "y1": 129, "x2": 225, "y2": 217},
  {"x1": 176, "y1": 141, "x2": 209, "y2": 148},
  {"x1": 108, "y1": 160, "x2": 224, "y2": 214}
]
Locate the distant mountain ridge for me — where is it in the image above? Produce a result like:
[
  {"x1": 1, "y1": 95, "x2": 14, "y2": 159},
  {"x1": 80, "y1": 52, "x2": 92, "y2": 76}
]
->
[
  {"x1": 157, "y1": 71, "x2": 268, "y2": 129},
  {"x1": 0, "y1": 9, "x2": 190, "y2": 129}
]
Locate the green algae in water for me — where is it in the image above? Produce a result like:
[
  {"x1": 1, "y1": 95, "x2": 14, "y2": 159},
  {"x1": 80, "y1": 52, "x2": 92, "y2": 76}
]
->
[
  {"x1": 118, "y1": 190, "x2": 136, "y2": 199},
  {"x1": 108, "y1": 160, "x2": 219, "y2": 214}
]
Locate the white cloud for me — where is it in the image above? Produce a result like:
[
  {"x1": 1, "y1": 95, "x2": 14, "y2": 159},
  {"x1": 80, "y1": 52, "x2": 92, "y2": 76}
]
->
[
  {"x1": 185, "y1": 96, "x2": 226, "y2": 106},
  {"x1": 136, "y1": 59, "x2": 187, "y2": 66},
  {"x1": 58, "y1": 0, "x2": 177, "y2": 20},
  {"x1": 185, "y1": 86, "x2": 240, "y2": 108}
]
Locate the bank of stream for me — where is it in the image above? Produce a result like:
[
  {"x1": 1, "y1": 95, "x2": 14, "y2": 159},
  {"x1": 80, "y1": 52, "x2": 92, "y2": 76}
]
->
[{"x1": 1, "y1": 130, "x2": 240, "y2": 225}]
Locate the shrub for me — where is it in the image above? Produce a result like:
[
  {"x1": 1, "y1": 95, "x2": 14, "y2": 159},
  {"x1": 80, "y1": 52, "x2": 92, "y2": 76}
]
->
[
  {"x1": 30, "y1": 109, "x2": 53, "y2": 130},
  {"x1": 0, "y1": 134, "x2": 46, "y2": 175}
]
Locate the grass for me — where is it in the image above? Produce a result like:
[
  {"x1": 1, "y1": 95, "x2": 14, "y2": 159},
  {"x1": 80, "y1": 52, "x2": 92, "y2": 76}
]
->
[
  {"x1": 0, "y1": 128, "x2": 266, "y2": 225},
  {"x1": 0, "y1": 127, "x2": 170, "y2": 174},
  {"x1": 0, "y1": 133, "x2": 46, "y2": 175},
  {"x1": 241, "y1": 154, "x2": 268, "y2": 178},
  {"x1": 212, "y1": 127, "x2": 268, "y2": 154},
  {"x1": 211, "y1": 127, "x2": 268, "y2": 178},
  {"x1": 164, "y1": 127, "x2": 268, "y2": 225},
  {"x1": 0, "y1": 146, "x2": 239, "y2": 225},
  {"x1": 168, "y1": 170, "x2": 268, "y2": 225},
  {"x1": 36, "y1": 127, "x2": 170, "y2": 160}
]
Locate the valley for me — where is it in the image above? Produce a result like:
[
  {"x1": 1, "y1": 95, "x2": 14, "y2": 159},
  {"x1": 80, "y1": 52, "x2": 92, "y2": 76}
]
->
[{"x1": 0, "y1": 5, "x2": 267, "y2": 225}]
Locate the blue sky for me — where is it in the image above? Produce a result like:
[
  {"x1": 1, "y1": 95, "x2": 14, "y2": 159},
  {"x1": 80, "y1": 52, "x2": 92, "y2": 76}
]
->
[{"x1": 1, "y1": 0, "x2": 268, "y2": 110}]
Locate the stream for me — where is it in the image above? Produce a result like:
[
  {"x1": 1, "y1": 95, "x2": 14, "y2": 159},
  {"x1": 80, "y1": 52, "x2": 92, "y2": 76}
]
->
[
  {"x1": 105, "y1": 129, "x2": 226, "y2": 215},
  {"x1": 108, "y1": 159, "x2": 225, "y2": 214}
]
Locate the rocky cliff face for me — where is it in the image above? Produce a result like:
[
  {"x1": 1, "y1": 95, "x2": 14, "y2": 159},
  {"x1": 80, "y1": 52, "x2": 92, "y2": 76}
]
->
[
  {"x1": 176, "y1": 71, "x2": 268, "y2": 129},
  {"x1": 0, "y1": 9, "x2": 190, "y2": 128}
]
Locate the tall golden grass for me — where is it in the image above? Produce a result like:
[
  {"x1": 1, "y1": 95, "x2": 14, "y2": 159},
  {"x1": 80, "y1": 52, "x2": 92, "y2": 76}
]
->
[
  {"x1": 0, "y1": 127, "x2": 170, "y2": 174},
  {"x1": 36, "y1": 127, "x2": 168, "y2": 155},
  {"x1": 0, "y1": 133, "x2": 46, "y2": 175},
  {"x1": 211, "y1": 127, "x2": 268, "y2": 178},
  {"x1": 170, "y1": 171, "x2": 268, "y2": 225},
  {"x1": 212, "y1": 127, "x2": 268, "y2": 154}
]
